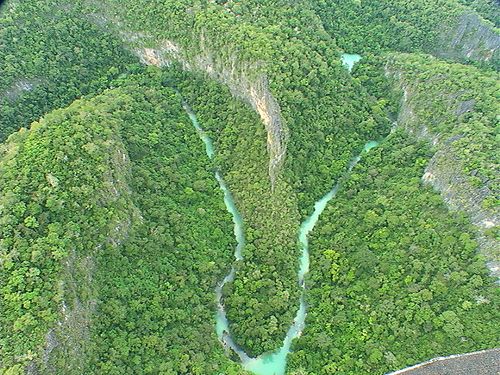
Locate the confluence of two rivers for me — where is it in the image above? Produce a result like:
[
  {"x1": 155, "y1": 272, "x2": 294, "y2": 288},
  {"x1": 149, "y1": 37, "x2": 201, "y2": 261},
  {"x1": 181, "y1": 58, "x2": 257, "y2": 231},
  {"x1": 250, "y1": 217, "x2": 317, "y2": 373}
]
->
[{"x1": 184, "y1": 54, "x2": 372, "y2": 375}]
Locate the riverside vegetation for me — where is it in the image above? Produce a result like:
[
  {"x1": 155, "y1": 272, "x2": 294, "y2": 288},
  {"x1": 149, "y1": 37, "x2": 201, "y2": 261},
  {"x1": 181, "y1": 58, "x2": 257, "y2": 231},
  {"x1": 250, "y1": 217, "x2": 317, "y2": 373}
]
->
[{"x1": 0, "y1": 0, "x2": 498, "y2": 374}]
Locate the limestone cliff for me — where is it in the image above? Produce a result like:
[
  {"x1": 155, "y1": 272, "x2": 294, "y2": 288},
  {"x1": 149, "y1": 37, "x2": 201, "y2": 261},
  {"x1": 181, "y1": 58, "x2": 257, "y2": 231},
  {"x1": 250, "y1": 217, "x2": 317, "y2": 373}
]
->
[
  {"x1": 135, "y1": 36, "x2": 288, "y2": 189},
  {"x1": 436, "y1": 12, "x2": 500, "y2": 63},
  {"x1": 387, "y1": 64, "x2": 499, "y2": 279},
  {"x1": 42, "y1": 145, "x2": 140, "y2": 375},
  {"x1": 86, "y1": 6, "x2": 288, "y2": 188}
]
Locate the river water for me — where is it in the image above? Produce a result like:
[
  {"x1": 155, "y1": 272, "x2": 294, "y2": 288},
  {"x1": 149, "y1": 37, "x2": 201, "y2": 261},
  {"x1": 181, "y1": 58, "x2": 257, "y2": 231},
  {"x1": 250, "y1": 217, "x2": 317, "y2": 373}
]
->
[
  {"x1": 341, "y1": 53, "x2": 362, "y2": 72},
  {"x1": 183, "y1": 55, "x2": 374, "y2": 375}
]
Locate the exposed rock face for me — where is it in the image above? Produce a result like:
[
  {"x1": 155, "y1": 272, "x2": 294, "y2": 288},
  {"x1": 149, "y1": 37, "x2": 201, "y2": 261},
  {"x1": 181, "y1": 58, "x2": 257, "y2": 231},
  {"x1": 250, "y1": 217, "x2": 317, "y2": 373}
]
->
[
  {"x1": 38, "y1": 139, "x2": 140, "y2": 374},
  {"x1": 436, "y1": 13, "x2": 500, "y2": 63},
  {"x1": 2, "y1": 78, "x2": 40, "y2": 101},
  {"x1": 45, "y1": 255, "x2": 96, "y2": 374},
  {"x1": 90, "y1": 9, "x2": 281, "y2": 137},
  {"x1": 184, "y1": 35, "x2": 288, "y2": 188},
  {"x1": 389, "y1": 67, "x2": 499, "y2": 279},
  {"x1": 136, "y1": 37, "x2": 288, "y2": 188},
  {"x1": 422, "y1": 150, "x2": 499, "y2": 276}
]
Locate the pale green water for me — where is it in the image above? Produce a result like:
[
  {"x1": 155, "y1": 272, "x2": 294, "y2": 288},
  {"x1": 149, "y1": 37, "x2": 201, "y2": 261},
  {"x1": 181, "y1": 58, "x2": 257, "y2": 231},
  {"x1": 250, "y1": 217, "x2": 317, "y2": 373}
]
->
[
  {"x1": 341, "y1": 53, "x2": 362, "y2": 72},
  {"x1": 184, "y1": 102, "x2": 249, "y2": 361},
  {"x1": 184, "y1": 101, "x2": 379, "y2": 375},
  {"x1": 184, "y1": 105, "x2": 215, "y2": 159}
]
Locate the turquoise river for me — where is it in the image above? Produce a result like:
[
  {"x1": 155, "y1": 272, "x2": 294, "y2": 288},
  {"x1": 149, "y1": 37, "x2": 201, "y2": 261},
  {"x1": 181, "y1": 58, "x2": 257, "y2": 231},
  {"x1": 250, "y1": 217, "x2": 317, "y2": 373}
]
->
[{"x1": 183, "y1": 54, "x2": 373, "y2": 375}]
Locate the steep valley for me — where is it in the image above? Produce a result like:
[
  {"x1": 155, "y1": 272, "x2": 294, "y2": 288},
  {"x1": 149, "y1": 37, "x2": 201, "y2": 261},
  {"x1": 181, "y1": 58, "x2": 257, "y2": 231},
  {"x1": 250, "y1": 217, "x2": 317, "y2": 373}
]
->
[{"x1": 0, "y1": 1, "x2": 498, "y2": 374}]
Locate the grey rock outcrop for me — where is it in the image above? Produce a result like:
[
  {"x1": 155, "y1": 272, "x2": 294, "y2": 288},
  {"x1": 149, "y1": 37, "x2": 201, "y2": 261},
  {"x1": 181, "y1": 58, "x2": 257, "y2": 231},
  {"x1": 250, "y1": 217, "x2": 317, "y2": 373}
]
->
[
  {"x1": 436, "y1": 13, "x2": 500, "y2": 63},
  {"x1": 388, "y1": 66, "x2": 499, "y2": 279},
  {"x1": 35, "y1": 135, "x2": 140, "y2": 374},
  {"x1": 135, "y1": 36, "x2": 288, "y2": 189}
]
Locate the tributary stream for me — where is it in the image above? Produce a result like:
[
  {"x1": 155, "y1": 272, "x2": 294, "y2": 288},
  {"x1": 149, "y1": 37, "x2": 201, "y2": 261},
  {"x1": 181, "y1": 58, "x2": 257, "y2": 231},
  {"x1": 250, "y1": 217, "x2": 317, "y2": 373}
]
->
[{"x1": 183, "y1": 54, "x2": 371, "y2": 375}]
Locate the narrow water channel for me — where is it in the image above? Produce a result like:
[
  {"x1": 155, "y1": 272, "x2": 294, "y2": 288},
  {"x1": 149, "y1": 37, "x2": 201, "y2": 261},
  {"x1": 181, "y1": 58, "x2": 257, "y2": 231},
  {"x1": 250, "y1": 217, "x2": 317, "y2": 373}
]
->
[{"x1": 183, "y1": 52, "x2": 371, "y2": 375}]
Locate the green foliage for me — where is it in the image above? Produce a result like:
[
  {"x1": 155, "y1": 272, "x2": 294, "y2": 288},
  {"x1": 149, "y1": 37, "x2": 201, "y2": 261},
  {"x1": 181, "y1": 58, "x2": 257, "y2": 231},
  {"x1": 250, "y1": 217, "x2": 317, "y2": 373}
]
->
[
  {"x1": 0, "y1": 78, "x2": 248, "y2": 373},
  {"x1": 311, "y1": 0, "x2": 460, "y2": 52},
  {"x1": 156, "y1": 67, "x2": 302, "y2": 355},
  {"x1": 0, "y1": 0, "x2": 136, "y2": 141},
  {"x1": 92, "y1": 0, "x2": 394, "y2": 353},
  {"x1": 88, "y1": 0, "x2": 393, "y2": 212},
  {"x1": 80, "y1": 81, "x2": 246, "y2": 374},
  {"x1": 0, "y1": 91, "x2": 135, "y2": 371},
  {"x1": 288, "y1": 132, "x2": 499, "y2": 374},
  {"x1": 388, "y1": 53, "x2": 499, "y2": 213},
  {"x1": 1, "y1": 0, "x2": 498, "y2": 373}
]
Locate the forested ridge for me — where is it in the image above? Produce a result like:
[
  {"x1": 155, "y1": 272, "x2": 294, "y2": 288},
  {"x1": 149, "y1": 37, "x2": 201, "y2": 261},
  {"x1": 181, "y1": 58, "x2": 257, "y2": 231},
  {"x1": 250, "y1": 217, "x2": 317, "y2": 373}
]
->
[
  {"x1": 165, "y1": 69, "x2": 303, "y2": 355},
  {"x1": 0, "y1": 0, "x2": 498, "y2": 374},
  {"x1": 0, "y1": 90, "x2": 137, "y2": 373}
]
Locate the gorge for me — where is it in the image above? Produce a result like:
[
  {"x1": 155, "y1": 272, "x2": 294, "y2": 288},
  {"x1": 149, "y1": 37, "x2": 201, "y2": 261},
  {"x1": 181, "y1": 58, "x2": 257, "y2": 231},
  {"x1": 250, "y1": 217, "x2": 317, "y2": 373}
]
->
[{"x1": 0, "y1": 1, "x2": 498, "y2": 374}]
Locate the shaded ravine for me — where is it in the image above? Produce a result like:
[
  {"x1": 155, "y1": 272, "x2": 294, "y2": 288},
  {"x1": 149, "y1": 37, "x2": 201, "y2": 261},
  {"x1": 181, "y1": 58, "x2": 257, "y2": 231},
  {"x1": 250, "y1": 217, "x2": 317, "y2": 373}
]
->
[
  {"x1": 183, "y1": 98, "x2": 379, "y2": 374},
  {"x1": 182, "y1": 102, "x2": 249, "y2": 361},
  {"x1": 182, "y1": 55, "x2": 369, "y2": 374}
]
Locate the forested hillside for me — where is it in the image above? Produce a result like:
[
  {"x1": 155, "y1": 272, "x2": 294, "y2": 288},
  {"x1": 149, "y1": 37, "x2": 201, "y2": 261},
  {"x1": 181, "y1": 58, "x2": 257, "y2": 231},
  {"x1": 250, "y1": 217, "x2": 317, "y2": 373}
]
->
[
  {"x1": 0, "y1": 0, "x2": 498, "y2": 374},
  {"x1": 288, "y1": 131, "x2": 499, "y2": 374},
  {"x1": 1, "y1": 75, "x2": 252, "y2": 374},
  {"x1": 0, "y1": 88, "x2": 138, "y2": 374},
  {"x1": 458, "y1": 0, "x2": 500, "y2": 26},
  {"x1": 0, "y1": 0, "x2": 137, "y2": 141}
]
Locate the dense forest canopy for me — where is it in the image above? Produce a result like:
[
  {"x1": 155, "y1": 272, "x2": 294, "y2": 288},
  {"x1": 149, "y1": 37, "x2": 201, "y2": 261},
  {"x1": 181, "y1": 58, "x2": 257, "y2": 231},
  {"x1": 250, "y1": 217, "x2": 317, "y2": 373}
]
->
[
  {"x1": 0, "y1": 0, "x2": 498, "y2": 374},
  {"x1": 288, "y1": 131, "x2": 499, "y2": 374}
]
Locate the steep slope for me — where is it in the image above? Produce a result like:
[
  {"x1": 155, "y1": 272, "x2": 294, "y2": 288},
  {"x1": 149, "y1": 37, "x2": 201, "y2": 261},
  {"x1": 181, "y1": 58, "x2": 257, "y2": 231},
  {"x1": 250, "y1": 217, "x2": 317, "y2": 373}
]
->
[
  {"x1": 0, "y1": 92, "x2": 138, "y2": 374},
  {"x1": 458, "y1": 0, "x2": 500, "y2": 27},
  {"x1": 3, "y1": 0, "x2": 385, "y2": 359},
  {"x1": 289, "y1": 131, "x2": 499, "y2": 374},
  {"x1": 85, "y1": 0, "x2": 389, "y2": 196},
  {"x1": 436, "y1": 11, "x2": 500, "y2": 63},
  {"x1": 386, "y1": 53, "x2": 499, "y2": 278},
  {"x1": 0, "y1": 78, "x2": 248, "y2": 374},
  {"x1": 81, "y1": 80, "x2": 245, "y2": 374},
  {"x1": 164, "y1": 69, "x2": 302, "y2": 356}
]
